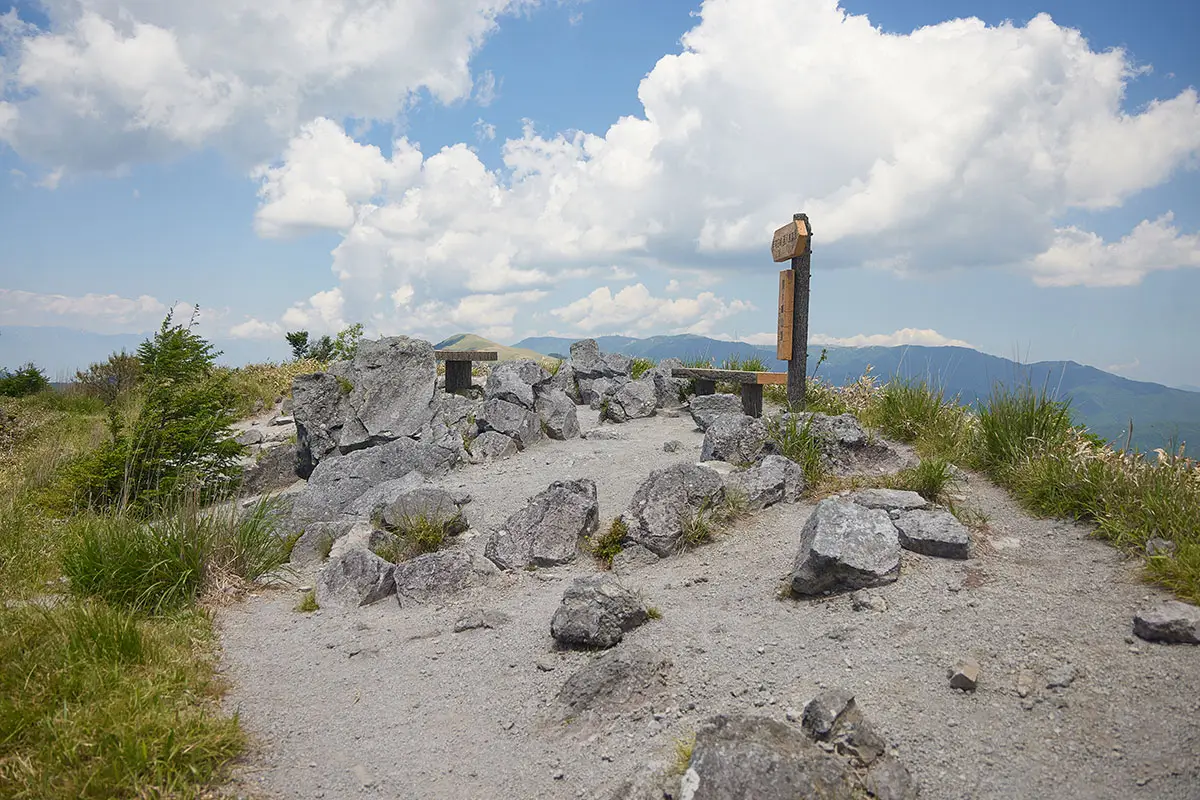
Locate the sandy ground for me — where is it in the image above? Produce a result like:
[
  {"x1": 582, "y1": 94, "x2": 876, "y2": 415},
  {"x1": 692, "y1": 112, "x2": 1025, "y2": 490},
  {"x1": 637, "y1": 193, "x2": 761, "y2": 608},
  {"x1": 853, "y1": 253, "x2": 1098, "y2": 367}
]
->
[{"x1": 217, "y1": 409, "x2": 1200, "y2": 800}]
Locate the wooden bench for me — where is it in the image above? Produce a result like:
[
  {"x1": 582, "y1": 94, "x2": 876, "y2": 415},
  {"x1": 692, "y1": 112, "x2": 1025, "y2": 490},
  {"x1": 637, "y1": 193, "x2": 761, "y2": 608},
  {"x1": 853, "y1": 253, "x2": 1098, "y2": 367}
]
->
[
  {"x1": 671, "y1": 367, "x2": 786, "y2": 418},
  {"x1": 435, "y1": 349, "x2": 498, "y2": 392}
]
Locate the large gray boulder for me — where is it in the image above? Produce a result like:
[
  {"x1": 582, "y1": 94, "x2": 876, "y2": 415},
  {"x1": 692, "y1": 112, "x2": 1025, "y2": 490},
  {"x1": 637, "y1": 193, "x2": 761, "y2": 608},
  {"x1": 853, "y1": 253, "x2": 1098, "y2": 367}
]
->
[
  {"x1": 291, "y1": 337, "x2": 437, "y2": 474},
  {"x1": 724, "y1": 454, "x2": 805, "y2": 510},
  {"x1": 569, "y1": 338, "x2": 602, "y2": 374},
  {"x1": 381, "y1": 487, "x2": 469, "y2": 535},
  {"x1": 601, "y1": 380, "x2": 657, "y2": 423},
  {"x1": 700, "y1": 414, "x2": 768, "y2": 464},
  {"x1": 1133, "y1": 600, "x2": 1200, "y2": 644},
  {"x1": 648, "y1": 358, "x2": 687, "y2": 408},
  {"x1": 623, "y1": 463, "x2": 725, "y2": 557},
  {"x1": 485, "y1": 480, "x2": 599, "y2": 569},
  {"x1": 476, "y1": 397, "x2": 542, "y2": 450},
  {"x1": 893, "y1": 509, "x2": 970, "y2": 559},
  {"x1": 682, "y1": 715, "x2": 855, "y2": 800},
  {"x1": 467, "y1": 430, "x2": 518, "y2": 462},
  {"x1": 315, "y1": 548, "x2": 396, "y2": 608},
  {"x1": 791, "y1": 498, "x2": 901, "y2": 596},
  {"x1": 393, "y1": 550, "x2": 497, "y2": 604},
  {"x1": 342, "y1": 473, "x2": 427, "y2": 518},
  {"x1": 689, "y1": 394, "x2": 743, "y2": 431},
  {"x1": 292, "y1": 437, "x2": 458, "y2": 521},
  {"x1": 557, "y1": 644, "x2": 671, "y2": 715},
  {"x1": 431, "y1": 393, "x2": 481, "y2": 438},
  {"x1": 534, "y1": 387, "x2": 581, "y2": 440},
  {"x1": 484, "y1": 359, "x2": 550, "y2": 409},
  {"x1": 241, "y1": 444, "x2": 301, "y2": 496},
  {"x1": 548, "y1": 361, "x2": 581, "y2": 404},
  {"x1": 290, "y1": 520, "x2": 356, "y2": 566},
  {"x1": 550, "y1": 575, "x2": 650, "y2": 649}
]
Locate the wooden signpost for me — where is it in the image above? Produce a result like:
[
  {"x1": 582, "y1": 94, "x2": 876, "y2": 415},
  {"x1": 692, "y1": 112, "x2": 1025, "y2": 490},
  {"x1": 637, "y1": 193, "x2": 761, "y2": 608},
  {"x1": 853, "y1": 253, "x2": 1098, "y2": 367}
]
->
[{"x1": 772, "y1": 214, "x2": 812, "y2": 408}]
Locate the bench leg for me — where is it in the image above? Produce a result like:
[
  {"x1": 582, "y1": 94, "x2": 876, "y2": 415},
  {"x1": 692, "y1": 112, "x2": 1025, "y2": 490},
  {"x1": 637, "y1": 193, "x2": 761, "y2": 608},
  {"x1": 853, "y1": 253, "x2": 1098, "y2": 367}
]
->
[
  {"x1": 695, "y1": 379, "x2": 716, "y2": 396},
  {"x1": 741, "y1": 383, "x2": 763, "y2": 418},
  {"x1": 445, "y1": 360, "x2": 472, "y2": 393}
]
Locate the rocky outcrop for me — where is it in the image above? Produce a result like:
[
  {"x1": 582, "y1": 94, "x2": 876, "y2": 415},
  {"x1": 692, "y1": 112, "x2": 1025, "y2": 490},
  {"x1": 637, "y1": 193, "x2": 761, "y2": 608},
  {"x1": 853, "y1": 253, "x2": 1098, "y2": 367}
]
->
[
  {"x1": 622, "y1": 463, "x2": 725, "y2": 557},
  {"x1": 723, "y1": 455, "x2": 805, "y2": 510},
  {"x1": 484, "y1": 359, "x2": 550, "y2": 409},
  {"x1": 700, "y1": 413, "x2": 768, "y2": 464},
  {"x1": 791, "y1": 498, "x2": 901, "y2": 596},
  {"x1": 1133, "y1": 600, "x2": 1200, "y2": 644},
  {"x1": 290, "y1": 520, "x2": 356, "y2": 566},
  {"x1": 548, "y1": 361, "x2": 581, "y2": 404},
  {"x1": 683, "y1": 715, "x2": 855, "y2": 800},
  {"x1": 600, "y1": 380, "x2": 657, "y2": 423},
  {"x1": 476, "y1": 397, "x2": 542, "y2": 450},
  {"x1": 534, "y1": 387, "x2": 580, "y2": 440},
  {"x1": 893, "y1": 509, "x2": 971, "y2": 559},
  {"x1": 485, "y1": 480, "x2": 599, "y2": 570},
  {"x1": 549, "y1": 575, "x2": 650, "y2": 649},
  {"x1": 689, "y1": 394, "x2": 743, "y2": 432},
  {"x1": 292, "y1": 337, "x2": 437, "y2": 475},
  {"x1": 315, "y1": 548, "x2": 396, "y2": 608}
]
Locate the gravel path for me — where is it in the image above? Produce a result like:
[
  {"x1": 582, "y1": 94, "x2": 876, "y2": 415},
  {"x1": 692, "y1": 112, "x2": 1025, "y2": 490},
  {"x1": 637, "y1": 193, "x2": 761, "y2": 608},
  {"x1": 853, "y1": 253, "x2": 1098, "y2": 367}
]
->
[{"x1": 218, "y1": 410, "x2": 1200, "y2": 799}]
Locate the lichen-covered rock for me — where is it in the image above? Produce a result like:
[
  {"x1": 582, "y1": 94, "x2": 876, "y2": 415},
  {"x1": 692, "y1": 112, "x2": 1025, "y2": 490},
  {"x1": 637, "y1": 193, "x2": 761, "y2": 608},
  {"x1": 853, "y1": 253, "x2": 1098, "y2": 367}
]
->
[
  {"x1": 791, "y1": 499, "x2": 901, "y2": 596},
  {"x1": 315, "y1": 548, "x2": 396, "y2": 608},
  {"x1": 689, "y1": 393, "x2": 744, "y2": 431},
  {"x1": 550, "y1": 574, "x2": 649, "y2": 648},
  {"x1": 700, "y1": 413, "x2": 768, "y2": 464},
  {"x1": 534, "y1": 387, "x2": 581, "y2": 440},
  {"x1": 623, "y1": 463, "x2": 725, "y2": 557},
  {"x1": 485, "y1": 480, "x2": 599, "y2": 569},
  {"x1": 893, "y1": 509, "x2": 971, "y2": 559},
  {"x1": 476, "y1": 397, "x2": 542, "y2": 450},
  {"x1": 723, "y1": 455, "x2": 805, "y2": 510},
  {"x1": 601, "y1": 380, "x2": 657, "y2": 423}
]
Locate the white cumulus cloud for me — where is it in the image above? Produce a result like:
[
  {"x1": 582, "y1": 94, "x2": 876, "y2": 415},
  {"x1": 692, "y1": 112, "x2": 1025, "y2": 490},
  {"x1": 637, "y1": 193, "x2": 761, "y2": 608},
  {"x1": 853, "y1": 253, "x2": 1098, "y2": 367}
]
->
[
  {"x1": 551, "y1": 284, "x2": 754, "y2": 335},
  {"x1": 0, "y1": 289, "x2": 208, "y2": 334},
  {"x1": 228, "y1": 318, "x2": 283, "y2": 339},
  {"x1": 1028, "y1": 214, "x2": 1200, "y2": 287},
  {"x1": 810, "y1": 328, "x2": 975, "y2": 349}
]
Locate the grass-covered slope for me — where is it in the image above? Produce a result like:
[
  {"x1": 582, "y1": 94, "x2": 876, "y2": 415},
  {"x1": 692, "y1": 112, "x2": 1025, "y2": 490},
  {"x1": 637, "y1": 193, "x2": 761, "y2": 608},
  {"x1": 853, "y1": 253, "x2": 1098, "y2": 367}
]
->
[{"x1": 434, "y1": 333, "x2": 555, "y2": 364}]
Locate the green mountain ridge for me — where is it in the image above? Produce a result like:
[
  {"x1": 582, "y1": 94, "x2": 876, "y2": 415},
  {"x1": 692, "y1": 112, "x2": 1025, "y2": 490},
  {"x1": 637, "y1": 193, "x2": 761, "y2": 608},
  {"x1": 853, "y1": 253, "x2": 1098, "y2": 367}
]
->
[{"x1": 513, "y1": 334, "x2": 1199, "y2": 455}]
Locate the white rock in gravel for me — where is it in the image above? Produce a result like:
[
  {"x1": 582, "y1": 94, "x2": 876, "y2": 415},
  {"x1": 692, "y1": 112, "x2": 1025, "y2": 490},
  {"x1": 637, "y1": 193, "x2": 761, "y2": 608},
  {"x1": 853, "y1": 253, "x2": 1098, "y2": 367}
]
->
[
  {"x1": 1133, "y1": 600, "x2": 1200, "y2": 644},
  {"x1": 601, "y1": 380, "x2": 658, "y2": 423},
  {"x1": 790, "y1": 499, "x2": 901, "y2": 596},
  {"x1": 893, "y1": 509, "x2": 971, "y2": 560}
]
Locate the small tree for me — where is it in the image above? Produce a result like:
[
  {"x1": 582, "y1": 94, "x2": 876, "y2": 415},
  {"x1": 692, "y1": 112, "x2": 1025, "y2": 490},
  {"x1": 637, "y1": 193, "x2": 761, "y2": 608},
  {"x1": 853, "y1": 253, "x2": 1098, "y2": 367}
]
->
[
  {"x1": 75, "y1": 350, "x2": 142, "y2": 404},
  {"x1": 0, "y1": 363, "x2": 50, "y2": 397},
  {"x1": 307, "y1": 335, "x2": 335, "y2": 362},
  {"x1": 285, "y1": 330, "x2": 310, "y2": 360},
  {"x1": 67, "y1": 309, "x2": 242, "y2": 514},
  {"x1": 331, "y1": 323, "x2": 364, "y2": 361}
]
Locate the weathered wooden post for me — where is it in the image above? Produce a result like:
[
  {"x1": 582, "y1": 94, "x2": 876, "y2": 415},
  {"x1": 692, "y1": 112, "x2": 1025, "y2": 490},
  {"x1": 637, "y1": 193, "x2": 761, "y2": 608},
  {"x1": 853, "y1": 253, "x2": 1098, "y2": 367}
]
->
[{"x1": 773, "y1": 213, "x2": 812, "y2": 409}]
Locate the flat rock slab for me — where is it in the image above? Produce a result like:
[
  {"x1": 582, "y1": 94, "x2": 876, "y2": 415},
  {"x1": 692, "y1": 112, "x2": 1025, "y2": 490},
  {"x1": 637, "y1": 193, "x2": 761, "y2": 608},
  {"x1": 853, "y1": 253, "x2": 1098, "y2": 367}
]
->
[
  {"x1": 1133, "y1": 600, "x2": 1200, "y2": 644},
  {"x1": 893, "y1": 509, "x2": 971, "y2": 560},
  {"x1": 557, "y1": 644, "x2": 671, "y2": 715},
  {"x1": 849, "y1": 488, "x2": 931, "y2": 512},
  {"x1": 791, "y1": 499, "x2": 901, "y2": 596}
]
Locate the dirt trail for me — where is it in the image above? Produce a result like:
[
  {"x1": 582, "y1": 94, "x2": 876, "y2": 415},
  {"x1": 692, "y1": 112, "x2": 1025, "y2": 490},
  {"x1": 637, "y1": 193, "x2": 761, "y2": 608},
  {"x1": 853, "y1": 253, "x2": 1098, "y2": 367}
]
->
[{"x1": 218, "y1": 410, "x2": 1200, "y2": 800}]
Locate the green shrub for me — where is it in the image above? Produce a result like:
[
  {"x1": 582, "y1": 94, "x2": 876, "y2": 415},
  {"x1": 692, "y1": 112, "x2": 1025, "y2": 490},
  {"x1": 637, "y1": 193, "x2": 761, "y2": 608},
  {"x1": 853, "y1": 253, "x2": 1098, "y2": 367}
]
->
[
  {"x1": 62, "y1": 310, "x2": 243, "y2": 515},
  {"x1": 374, "y1": 512, "x2": 456, "y2": 562},
  {"x1": 0, "y1": 603, "x2": 242, "y2": 799},
  {"x1": 61, "y1": 494, "x2": 290, "y2": 614},
  {"x1": 0, "y1": 363, "x2": 50, "y2": 398},
  {"x1": 590, "y1": 518, "x2": 628, "y2": 568},
  {"x1": 765, "y1": 412, "x2": 826, "y2": 486},
  {"x1": 630, "y1": 357, "x2": 656, "y2": 380},
  {"x1": 75, "y1": 351, "x2": 142, "y2": 404}
]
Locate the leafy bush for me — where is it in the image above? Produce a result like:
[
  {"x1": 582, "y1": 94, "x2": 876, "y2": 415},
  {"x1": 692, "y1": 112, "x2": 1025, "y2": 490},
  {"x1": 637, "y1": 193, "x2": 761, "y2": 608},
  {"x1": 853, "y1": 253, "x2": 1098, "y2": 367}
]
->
[
  {"x1": 630, "y1": 357, "x2": 656, "y2": 380},
  {"x1": 0, "y1": 363, "x2": 50, "y2": 398},
  {"x1": 63, "y1": 311, "x2": 242, "y2": 514},
  {"x1": 75, "y1": 351, "x2": 142, "y2": 404},
  {"x1": 0, "y1": 603, "x2": 243, "y2": 799},
  {"x1": 61, "y1": 494, "x2": 291, "y2": 614},
  {"x1": 285, "y1": 330, "x2": 310, "y2": 360}
]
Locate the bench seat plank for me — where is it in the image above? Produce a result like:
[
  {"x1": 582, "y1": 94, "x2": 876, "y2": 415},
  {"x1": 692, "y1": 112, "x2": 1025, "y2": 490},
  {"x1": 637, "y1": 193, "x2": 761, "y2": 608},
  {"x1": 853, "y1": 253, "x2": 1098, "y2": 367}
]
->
[
  {"x1": 435, "y1": 350, "x2": 499, "y2": 362},
  {"x1": 671, "y1": 367, "x2": 786, "y2": 386}
]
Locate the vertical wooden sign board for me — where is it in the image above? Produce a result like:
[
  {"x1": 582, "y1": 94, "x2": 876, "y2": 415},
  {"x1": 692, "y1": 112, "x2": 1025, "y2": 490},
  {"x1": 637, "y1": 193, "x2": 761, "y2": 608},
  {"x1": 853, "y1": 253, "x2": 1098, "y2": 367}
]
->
[
  {"x1": 776, "y1": 270, "x2": 794, "y2": 360},
  {"x1": 771, "y1": 215, "x2": 812, "y2": 408}
]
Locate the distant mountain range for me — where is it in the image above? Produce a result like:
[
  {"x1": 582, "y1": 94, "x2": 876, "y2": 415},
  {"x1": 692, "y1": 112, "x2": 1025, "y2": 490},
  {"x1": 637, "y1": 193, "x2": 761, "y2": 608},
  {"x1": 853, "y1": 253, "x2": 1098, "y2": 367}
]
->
[{"x1": 513, "y1": 334, "x2": 1199, "y2": 455}]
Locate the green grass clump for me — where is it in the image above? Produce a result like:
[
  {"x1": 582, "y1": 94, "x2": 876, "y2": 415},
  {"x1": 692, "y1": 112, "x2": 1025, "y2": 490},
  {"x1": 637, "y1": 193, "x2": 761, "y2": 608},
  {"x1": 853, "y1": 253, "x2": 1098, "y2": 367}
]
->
[
  {"x1": 764, "y1": 413, "x2": 826, "y2": 486},
  {"x1": 336, "y1": 376, "x2": 354, "y2": 396},
  {"x1": 219, "y1": 358, "x2": 325, "y2": 417},
  {"x1": 886, "y1": 458, "x2": 955, "y2": 505},
  {"x1": 295, "y1": 590, "x2": 319, "y2": 613},
  {"x1": 646, "y1": 606, "x2": 662, "y2": 620},
  {"x1": 630, "y1": 357, "x2": 656, "y2": 380},
  {"x1": 722, "y1": 355, "x2": 766, "y2": 372},
  {"x1": 672, "y1": 731, "x2": 696, "y2": 775},
  {"x1": 0, "y1": 603, "x2": 243, "y2": 799},
  {"x1": 61, "y1": 494, "x2": 291, "y2": 614},
  {"x1": 677, "y1": 489, "x2": 748, "y2": 552},
  {"x1": 977, "y1": 382, "x2": 1074, "y2": 471},
  {"x1": 590, "y1": 518, "x2": 628, "y2": 568},
  {"x1": 373, "y1": 513, "x2": 455, "y2": 563}
]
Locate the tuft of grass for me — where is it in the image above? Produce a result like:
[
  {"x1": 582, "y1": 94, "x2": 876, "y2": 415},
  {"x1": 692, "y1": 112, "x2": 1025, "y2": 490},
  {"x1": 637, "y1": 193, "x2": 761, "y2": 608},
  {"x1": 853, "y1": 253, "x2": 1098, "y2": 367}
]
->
[
  {"x1": 589, "y1": 518, "x2": 628, "y2": 568},
  {"x1": 295, "y1": 590, "x2": 319, "y2": 613},
  {"x1": 862, "y1": 378, "x2": 951, "y2": 444},
  {"x1": 722, "y1": 355, "x2": 766, "y2": 372},
  {"x1": 677, "y1": 489, "x2": 747, "y2": 553},
  {"x1": 630, "y1": 357, "x2": 656, "y2": 380},
  {"x1": 977, "y1": 382, "x2": 1074, "y2": 472},
  {"x1": 0, "y1": 603, "x2": 243, "y2": 799},
  {"x1": 672, "y1": 731, "x2": 696, "y2": 775},
  {"x1": 646, "y1": 606, "x2": 662, "y2": 620},
  {"x1": 886, "y1": 458, "x2": 954, "y2": 505},
  {"x1": 547, "y1": 359, "x2": 564, "y2": 377},
  {"x1": 373, "y1": 513, "x2": 452, "y2": 563},
  {"x1": 219, "y1": 358, "x2": 325, "y2": 418},
  {"x1": 335, "y1": 376, "x2": 354, "y2": 396},
  {"x1": 61, "y1": 493, "x2": 291, "y2": 614},
  {"x1": 765, "y1": 412, "x2": 827, "y2": 486},
  {"x1": 316, "y1": 531, "x2": 335, "y2": 561}
]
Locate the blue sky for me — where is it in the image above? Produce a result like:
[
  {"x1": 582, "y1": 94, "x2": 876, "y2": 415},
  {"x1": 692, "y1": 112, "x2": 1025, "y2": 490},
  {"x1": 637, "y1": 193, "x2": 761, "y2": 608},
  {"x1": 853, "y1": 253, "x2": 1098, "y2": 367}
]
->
[{"x1": 1, "y1": 0, "x2": 1198, "y2": 387}]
